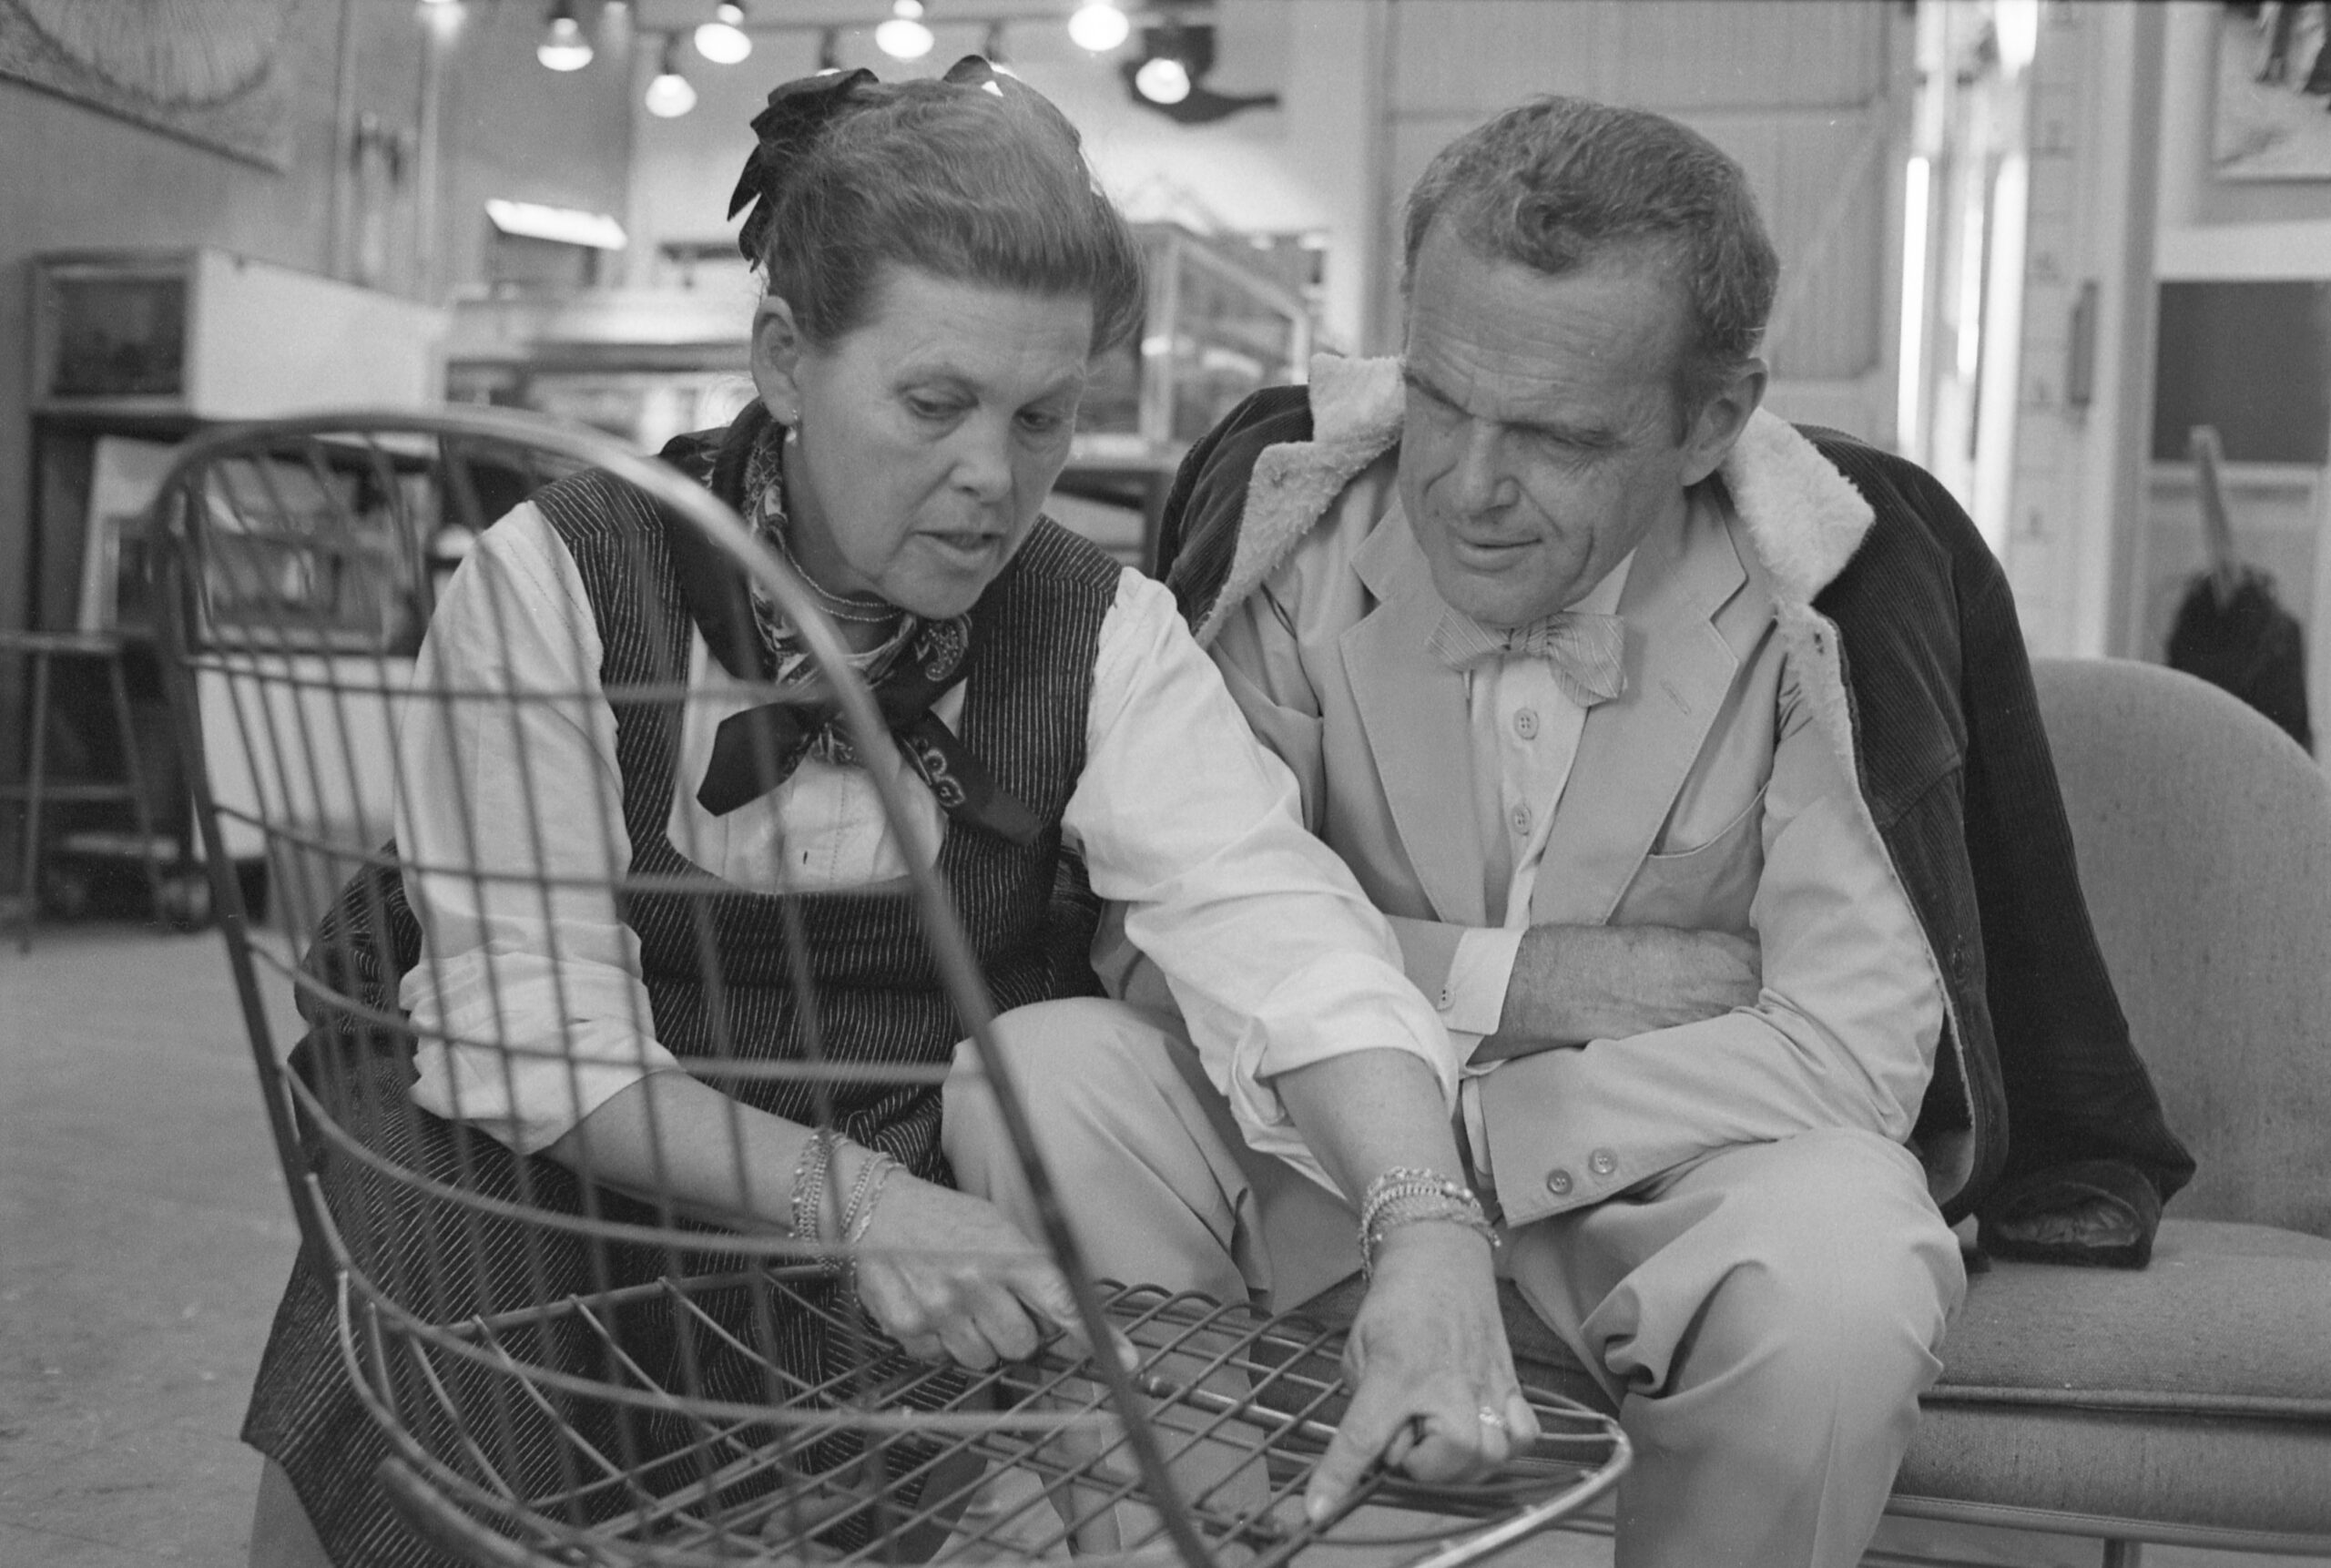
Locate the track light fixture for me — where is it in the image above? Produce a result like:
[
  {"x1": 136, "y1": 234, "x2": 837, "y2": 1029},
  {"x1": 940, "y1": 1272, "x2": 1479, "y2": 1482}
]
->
[
  {"x1": 537, "y1": 0, "x2": 593, "y2": 70},
  {"x1": 875, "y1": 0, "x2": 934, "y2": 61},
  {"x1": 1122, "y1": 20, "x2": 1278, "y2": 124},
  {"x1": 696, "y1": 1, "x2": 751, "y2": 65},
  {"x1": 982, "y1": 22, "x2": 1018, "y2": 76},
  {"x1": 1068, "y1": 0, "x2": 1130, "y2": 53},
  {"x1": 645, "y1": 34, "x2": 696, "y2": 117}
]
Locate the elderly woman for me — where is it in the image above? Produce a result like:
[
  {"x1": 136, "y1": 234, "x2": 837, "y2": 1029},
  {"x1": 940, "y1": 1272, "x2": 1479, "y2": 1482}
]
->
[{"x1": 246, "y1": 61, "x2": 1524, "y2": 1567}]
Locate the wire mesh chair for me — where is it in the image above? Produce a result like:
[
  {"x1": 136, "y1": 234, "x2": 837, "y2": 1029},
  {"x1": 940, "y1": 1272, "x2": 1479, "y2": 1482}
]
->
[{"x1": 149, "y1": 407, "x2": 1628, "y2": 1568}]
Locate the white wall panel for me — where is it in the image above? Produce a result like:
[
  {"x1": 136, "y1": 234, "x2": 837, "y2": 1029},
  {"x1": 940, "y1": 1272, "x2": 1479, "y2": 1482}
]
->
[{"x1": 1373, "y1": 0, "x2": 1901, "y2": 427}]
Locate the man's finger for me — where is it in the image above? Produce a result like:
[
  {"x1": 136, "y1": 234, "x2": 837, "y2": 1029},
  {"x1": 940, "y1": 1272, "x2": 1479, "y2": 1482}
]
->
[
  {"x1": 1303, "y1": 1382, "x2": 1411, "y2": 1524},
  {"x1": 1503, "y1": 1390, "x2": 1542, "y2": 1449},
  {"x1": 1400, "y1": 1406, "x2": 1507, "y2": 1483}
]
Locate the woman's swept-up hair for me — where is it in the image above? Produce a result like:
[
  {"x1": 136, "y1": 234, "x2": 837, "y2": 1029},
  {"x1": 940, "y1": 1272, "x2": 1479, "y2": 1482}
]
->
[{"x1": 730, "y1": 60, "x2": 1145, "y2": 357}]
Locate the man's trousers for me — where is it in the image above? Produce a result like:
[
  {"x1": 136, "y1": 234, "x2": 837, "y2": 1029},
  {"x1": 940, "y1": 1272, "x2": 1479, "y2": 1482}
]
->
[{"x1": 946, "y1": 997, "x2": 1967, "y2": 1568}]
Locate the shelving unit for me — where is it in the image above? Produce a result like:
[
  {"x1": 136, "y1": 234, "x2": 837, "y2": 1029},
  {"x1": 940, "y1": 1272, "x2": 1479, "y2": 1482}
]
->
[{"x1": 14, "y1": 249, "x2": 444, "y2": 930}]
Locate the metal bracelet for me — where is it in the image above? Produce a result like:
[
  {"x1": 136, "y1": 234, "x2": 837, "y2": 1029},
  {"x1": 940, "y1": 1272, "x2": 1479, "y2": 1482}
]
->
[
  {"x1": 789, "y1": 1128, "x2": 840, "y2": 1251},
  {"x1": 1357, "y1": 1167, "x2": 1494, "y2": 1280},
  {"x1": 1364, "y1": 1193, "x2": 1499, "y2": 1268},
  {"x1": 841, "y1": 1151, "x2": 901, "y2": 1253},
  {"x1": 1357, "y1": 1166, "x2": 1473, "y2": 1243}
]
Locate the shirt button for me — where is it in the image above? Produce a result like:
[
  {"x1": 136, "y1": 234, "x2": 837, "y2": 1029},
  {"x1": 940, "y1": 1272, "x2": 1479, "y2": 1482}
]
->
[
  {"x1": 1544, "y1": 1168, "x2": 1573, "y2": 1197},
  {"x1": 1588, "y1": 1147, "x2": 1618, "y2": 1177},
  {"x1": 1509, "y1": 803, "x2": 1532, "y2": 837},
  {"x1": 1512, "y1": 708, "x2": 1540, "y2": 740}
]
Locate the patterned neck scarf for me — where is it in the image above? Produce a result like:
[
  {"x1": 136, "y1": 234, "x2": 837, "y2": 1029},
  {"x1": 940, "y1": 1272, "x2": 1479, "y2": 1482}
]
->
[{"x1": 695, "y1": 419, "x2": 1041, "y2": 844}]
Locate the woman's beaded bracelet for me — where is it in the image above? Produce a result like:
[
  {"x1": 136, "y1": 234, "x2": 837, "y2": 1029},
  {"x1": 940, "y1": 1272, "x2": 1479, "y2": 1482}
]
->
[
  {"x1": 1357, "y1": 1166, "x2": 1497, "y2": 1279},
  {"x1": 789, "y1": 1128, "x2": 841, "y2": 1251},
  {"x1": 840, "y1": 1151, "x2": 901, "y2": 1258}
]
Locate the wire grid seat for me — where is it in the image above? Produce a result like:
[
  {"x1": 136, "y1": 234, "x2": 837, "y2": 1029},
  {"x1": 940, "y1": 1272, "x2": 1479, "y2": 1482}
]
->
[{"x1": 148, "y1": 407, "x2": 1627, "y2": 1568}]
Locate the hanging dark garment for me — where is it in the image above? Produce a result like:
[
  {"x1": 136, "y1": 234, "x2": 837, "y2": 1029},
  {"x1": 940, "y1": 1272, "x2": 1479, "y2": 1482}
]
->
[{"x1": 2166, "y1": 567, "x2": 2314, "y2": 753}]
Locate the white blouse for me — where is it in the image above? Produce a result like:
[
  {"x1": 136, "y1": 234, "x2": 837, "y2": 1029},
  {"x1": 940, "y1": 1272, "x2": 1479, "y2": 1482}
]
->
[{"x1": 394, "y1": 503, "x2": 1460, "y2": 1175}]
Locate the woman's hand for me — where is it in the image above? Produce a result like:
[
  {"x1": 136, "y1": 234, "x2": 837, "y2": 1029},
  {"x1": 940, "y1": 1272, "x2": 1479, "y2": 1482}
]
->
[
  {"x1": 1305, "y1": 1223, "x2": 1538, "y2": 1523},
  {"x1": 849, "y1": 1166, "x2": 1094, "y2": 1369}
]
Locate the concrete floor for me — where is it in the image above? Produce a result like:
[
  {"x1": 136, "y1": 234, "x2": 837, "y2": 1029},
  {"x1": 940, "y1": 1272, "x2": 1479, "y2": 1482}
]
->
[{"x1": 1, "y1": 919, "x2": 2321, "y2": 1568}]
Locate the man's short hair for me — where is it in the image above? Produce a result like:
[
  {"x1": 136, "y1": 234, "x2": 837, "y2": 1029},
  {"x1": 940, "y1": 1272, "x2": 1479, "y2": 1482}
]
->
[{"x1": 1403, "y1": 97, "x2": 1780, "y2": 424}]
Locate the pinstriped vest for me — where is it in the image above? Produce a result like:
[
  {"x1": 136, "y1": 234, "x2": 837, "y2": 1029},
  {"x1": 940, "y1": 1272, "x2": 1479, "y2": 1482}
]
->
[
  {"x1": 525, "y1": 461, "x2": 1122, "y2": 1184},
  {"x1": 246, "y1": 459, "x2": 1125, "y2": 1567}
]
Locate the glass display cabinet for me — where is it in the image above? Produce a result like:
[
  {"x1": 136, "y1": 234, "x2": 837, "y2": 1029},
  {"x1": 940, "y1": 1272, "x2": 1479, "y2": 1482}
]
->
[{"x1": 1063, "y1": 223, "x2": 1314, "y2": 565}]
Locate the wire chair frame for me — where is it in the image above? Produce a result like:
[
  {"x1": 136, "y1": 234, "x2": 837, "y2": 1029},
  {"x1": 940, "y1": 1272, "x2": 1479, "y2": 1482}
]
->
[{"x1": 148, "y1": 405, "x2": 1628, "y2": 1568}]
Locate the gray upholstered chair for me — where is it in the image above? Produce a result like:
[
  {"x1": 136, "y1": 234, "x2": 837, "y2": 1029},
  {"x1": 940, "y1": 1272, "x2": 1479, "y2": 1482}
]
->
[
  {"x1": 1313, "y1": 657, "x2": 2331, "y2": 1563},
  {"x1": 1873, "y1": 657, "x2": 2331, "y2": 1562}
]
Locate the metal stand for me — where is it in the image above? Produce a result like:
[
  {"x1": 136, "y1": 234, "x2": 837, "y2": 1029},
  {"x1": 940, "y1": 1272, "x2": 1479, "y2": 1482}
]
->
[{"x1": 1, "y1": 630, "x2": 169, "y2": 951}]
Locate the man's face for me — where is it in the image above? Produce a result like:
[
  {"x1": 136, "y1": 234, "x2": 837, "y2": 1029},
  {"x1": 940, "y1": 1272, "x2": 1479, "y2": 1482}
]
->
[{"x1": 1398, "y1": 226, "x2": 1704, "y2": 629}]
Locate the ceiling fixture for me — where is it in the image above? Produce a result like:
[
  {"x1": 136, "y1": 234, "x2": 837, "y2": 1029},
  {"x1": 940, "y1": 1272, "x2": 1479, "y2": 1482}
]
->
[
  {"x1": 645, "y1": 35, "x2": 696, "y2": 117},
  {"x1": 874, "y1": 0, "x2": 933, "y2": 61},
  {"x1": 1122, "y1": 21, "x2": 1278, "y2": 124},
  {"x1": 536, "y1": 0, "x2": 593, "y2": 70},
  {"x1": 982, "y1": 21, "x2": 1018, "y2": 76},
  {"x1": 695, "y1": 1, "x2": 751, "y2": 65},
  {"x1": 1133, "y1": 52, "x2": 1188, "y2": 104},
  {"x1": 1067, "y1": 0, "x2": 1130, "y2": 53},
  {"x1": 817, "y1": 25, "x2": 842, "y2": 72}
]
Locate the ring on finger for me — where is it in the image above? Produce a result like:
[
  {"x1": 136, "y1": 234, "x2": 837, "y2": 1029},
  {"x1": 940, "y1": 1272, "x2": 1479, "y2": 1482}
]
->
[{"x1": 1476, "y1": 1405, "x2": 1510, "y2": 1431}]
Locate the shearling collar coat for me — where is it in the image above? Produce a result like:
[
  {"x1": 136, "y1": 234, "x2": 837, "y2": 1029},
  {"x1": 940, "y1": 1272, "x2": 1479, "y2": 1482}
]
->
[{"x1": 1158, "y1": 358, "x2": 2195, "y2": 1265}]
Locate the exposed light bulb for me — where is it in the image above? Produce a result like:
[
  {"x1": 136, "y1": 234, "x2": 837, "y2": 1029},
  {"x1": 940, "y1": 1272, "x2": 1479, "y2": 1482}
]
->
[
  {"x1": 696, "y1": 3, "x2": 750, "y2": 65},
  {"x1": 646, "y1": 71, "x2": 697, "y2": 116},
  {"x1": 1134, "y1": 54, "x2": 1190, "y2": 104},
  {"x1": 646, "y1": 37, "x2": 696, "y2": 117},
  {"x1": 874, "y1": 18, "x2": 933, "y2": 58},
  {"x1": 1994, "y1": 0, "x2": 2039, "y2": 77},
  {"x1": 1068, "y1": 1, "x2": 1130, "y2": 53},
  {"x1": 875, "y1": 0, "x2": 932, "y2": 61},
  {"x1": 537, "y1": 4, "x2": 593, "y2": 70}
]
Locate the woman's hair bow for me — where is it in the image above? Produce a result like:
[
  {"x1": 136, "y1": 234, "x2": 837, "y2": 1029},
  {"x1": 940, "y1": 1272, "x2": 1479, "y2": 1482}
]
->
[{"x1": 728, "y1": 66, "x2": 878, "y2": 264}]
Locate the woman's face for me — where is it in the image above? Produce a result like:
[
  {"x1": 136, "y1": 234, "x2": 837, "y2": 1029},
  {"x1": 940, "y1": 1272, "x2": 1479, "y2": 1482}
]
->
[{"x1": 751, "y1": 266, "x2": 1094, "y2": 620}]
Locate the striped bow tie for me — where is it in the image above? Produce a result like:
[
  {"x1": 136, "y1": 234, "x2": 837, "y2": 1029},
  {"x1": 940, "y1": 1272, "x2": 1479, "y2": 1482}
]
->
[{"x1": 1429, "y1": 608, "x2": 1628, "y2": 709}]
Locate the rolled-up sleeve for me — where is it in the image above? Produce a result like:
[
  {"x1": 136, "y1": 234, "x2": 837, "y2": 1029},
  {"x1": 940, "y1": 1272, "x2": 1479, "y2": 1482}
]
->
[
  {"x1": 396, "y1": 505, "x2": 687, "y2": 1154},
  {"x1": 1067, "y1": 572, "x2": 1461, "y2": 1179}
]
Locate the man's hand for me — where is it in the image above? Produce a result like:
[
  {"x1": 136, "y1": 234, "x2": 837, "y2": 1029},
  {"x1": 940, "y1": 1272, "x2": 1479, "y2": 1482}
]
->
[
  {"x1": 1475, "y1": 924, "x2": 1760, "y2": 1060},
  {"x1": 1304, "y1": 1224, "x2": 1539, "y2": 1522}
]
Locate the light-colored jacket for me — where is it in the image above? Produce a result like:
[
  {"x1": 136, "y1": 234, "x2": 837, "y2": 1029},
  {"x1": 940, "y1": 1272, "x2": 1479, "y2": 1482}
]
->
[{"x1": 1192, "y1": 356, "x2": 1959, "y2": 1227}]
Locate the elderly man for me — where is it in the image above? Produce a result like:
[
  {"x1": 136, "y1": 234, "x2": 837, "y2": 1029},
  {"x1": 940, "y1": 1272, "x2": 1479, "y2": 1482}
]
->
[{"x1": 1131, "y1": 97, "x2": 2194, "y2": 1565}]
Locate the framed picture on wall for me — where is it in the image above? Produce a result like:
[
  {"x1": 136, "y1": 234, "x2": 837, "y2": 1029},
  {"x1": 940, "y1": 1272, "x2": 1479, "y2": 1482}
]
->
[
  {"x1": 0, "y1": 0, "x2": 297, "y2": 171},
  {"x1": 2214, "y1": 2, "x2": 2331, "y2": 180}
]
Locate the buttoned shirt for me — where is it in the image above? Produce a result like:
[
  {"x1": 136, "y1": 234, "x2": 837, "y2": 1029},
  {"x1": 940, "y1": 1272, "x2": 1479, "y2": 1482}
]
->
[
  {"x1": 397, "y1": 502, "x2": 1461, "y2": 1165},
  {"x1": 1440, "y1": 557, "x2": 1631, "y2": 1186}
]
